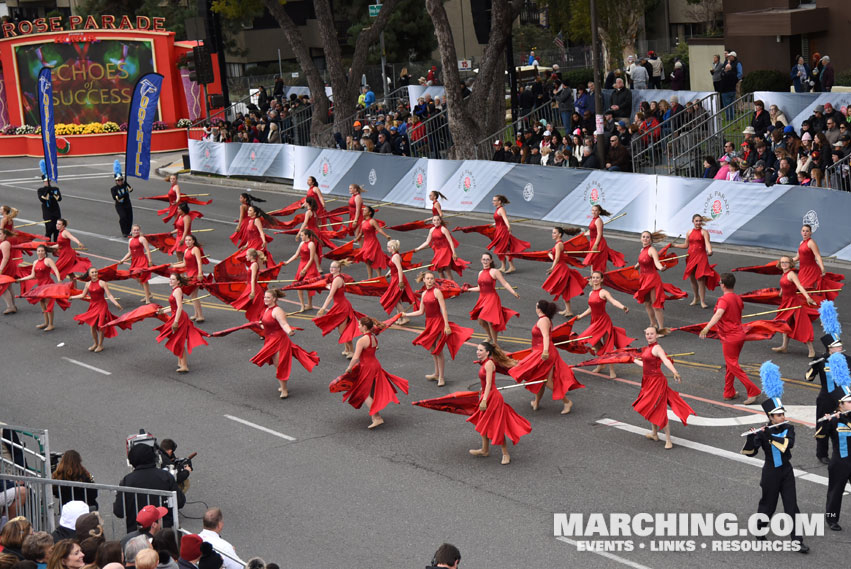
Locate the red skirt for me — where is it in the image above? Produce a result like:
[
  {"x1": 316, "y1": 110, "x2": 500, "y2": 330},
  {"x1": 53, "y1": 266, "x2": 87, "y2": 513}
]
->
[
  {"x1": 313, "y1": 302, "x2": 366, "y2": 344},
  {"x1": 466, "y1": 390, "x2": 532, "y2": 445},
  {"x1": 333, "y1": 362, "x2": 410, "y2": 415},
  {"x1": 577, "y1": 314, "x2": 634, "y2": 355},
  {"x1": 232, "y1": 283, "x2": 266, "y2": 323},
  {"x1": 469, "y1": 293, "x2": 518, "y2": 332},
  {"x1": 509, "y1": 345, "x2": 584, "y2": 400},
  {"x1": 683, "y1": 253, "x2": 720, "y2": 290},
  {"x1": 487, "y1": 226, "x2": 531, "y2": 259},
  {"x1": 542, "y1": 264, "x2": 587, "y2": 302},
  {"x1": 583, "y1": 238, "x2": 626, "y2": 272},
  {"x1": 632, "y1": 372, "x2": 695, "y2": 428},
  {"x1": 379, "y1": 275, "x2": 417, "y2": 314},
  {"x1": 412, "y1": 318, "x2": 474, "y2": 359},
  {"x1": 634, "y1": 272, "x2": 665, "y2": 309},
  {"x1": 250, "y1": 333, "x2": 319, "y2": 381},
  {"x1": 154, "y1": 313, "x2": 210, "y2": 358},
  {"x1": 73, "y1": 300, "x2": 123, "y2": 338}
]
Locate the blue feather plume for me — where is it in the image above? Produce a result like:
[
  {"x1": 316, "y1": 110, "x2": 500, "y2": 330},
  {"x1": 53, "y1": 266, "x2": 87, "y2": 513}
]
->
[
  {"x1": 760, "y1": 360, "x2": 784, "y2": 399},
  {"x1": 39, "y1": 159, "x2": 46, "y2": 176},
  {"x1": 828, "y1": 352, "x2": 850, "y2": 388},
  {"x1": 819, "y1": 300, "x2": 842, "y2": 339},
  {"x1": 113, "y1": 160, "x2": 122, "y2": 177}
]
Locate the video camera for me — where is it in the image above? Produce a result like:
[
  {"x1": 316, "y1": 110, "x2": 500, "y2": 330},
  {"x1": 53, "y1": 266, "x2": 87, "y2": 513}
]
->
[{"x1": 125, "y1": 430, "x2": 197, "y2": 482}]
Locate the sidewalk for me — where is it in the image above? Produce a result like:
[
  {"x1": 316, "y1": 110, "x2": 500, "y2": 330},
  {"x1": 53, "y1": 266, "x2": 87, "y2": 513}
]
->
[{"x1": 154, "y1": 151, "x2": 296, "y2": 195}]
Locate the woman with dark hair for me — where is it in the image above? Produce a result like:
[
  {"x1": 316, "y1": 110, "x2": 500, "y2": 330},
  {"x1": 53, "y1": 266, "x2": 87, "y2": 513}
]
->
[
  {"x1": 702, "y1": 156, "x2": 720, "y2": 178},
  {"x1": 467, "y1": 252, "x2": 520, "y2": 345},
  {"x1": 119, "y1": 225, "x2": 153, "y2": 304},
  {"x1": 0, "y1": 229, "x2": 18, "y2": 314},
  {"x1": 334, "y1": 317, "x2": 409, "y2": 429},
  {"x1": 93, "y1": 541, "x2": 123, "y2": 569},
  {"x1": 671, "y1": 214, "x2": 720, "y2": 308},
  {"x1": 402, "y1": 271, "x2": 473, "y2": 386},
  {"x1": 793, "y1": 224, "x2": 843, "y2": 300},
  {"x1": 70, "y1": 268, "x2": 123, "y2": 353},
  {"x1": 18, "y1": 244, "x2": 66, "y2": 331},
  {"x1": 150, "y1": 530, "x2": 178, "y2": 569},
  {"x1": 583, "y1": 204, "x2": 626, "y2": 272},
  {"x1": 414, "y1": 216, "x2": 469, "y2": 280},
  {"x1": 380, "y1": 239, "x2": 416, "y2": 320},
  {"x1": 230, "y1": 192, "x2": 266, "y2": 248},
  {"x1": 155, "y1": 273, "x2": 210, "y2": 373},
  {"x1": 635, "y1": 230, "x2": 671, "y2": 334},
  {"x1": 159, "y1": 173, "x2": 182, "y2": 224},
  {"x1": 0, "y1": 519, "x2": 31, "y2": 560},
  {"x1": 52, "y1": 219, "x2": 90, "y2": 280},
  {"x1": 298, "y1": 197, "x2": 335, "y2": 251},
  {"x1": 304, "y1": 176, "x2": 329, "y2": 222},
  {"x1": 251, "y1": 289, "x2": 319, "y2": 398},
  {"x1": 46, "y1": 541, "x2": 83, "y2": 569},
  {"x1": 231, "y1": 248, "x2": 266, "y2": 323},
  {"x1": 168, "y1": 203, "x2": 194, "y2": 259},
  {"x1": 283, "y1": 230, "x2": 321, "y2": 312},
  {"x1": 241, "y1": 205, "x2": 275, "y2": 266},
  {"x1": 429, "y1": 191, "x2": 446, "y2": 217},
  {"x1": 467, "y1": 342, "x2": 531, "y2": 465},
  {"x1": 771, "y1": 256, "x2": 817, "y2": 358},
  {"x1": 354, "y1": 206, "x2": 391, "y2": 279},
  {"x1": 575, "y1": 271, "x2": 633, "y2": 378},
  {"x1": 488, "y1": 195, "x2": 530, "y2": 274},
  {"x1": 791, "y1": 55, "x2": 811, "y2": 92},
  {"x1": 314, "y1": 260, "x2": 365, "y2": 358},
  {"x1": 170, "y1": 235, "x2": 205, "y2": 323},
  {"x1": 347, "y1": 184, "x2": 364, "y2": 235},
  {"x1": 543, "y1": 226, "x2": 587, "y2": 317},
  {"x1": 509, "y1": 300, "x2": 584, "y2": 414}
]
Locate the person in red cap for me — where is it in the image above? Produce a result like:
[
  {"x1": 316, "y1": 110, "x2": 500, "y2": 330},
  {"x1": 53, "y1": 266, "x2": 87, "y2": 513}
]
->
[
  {"x1": 120, "y1": 504, "x2": 168, "y2": 549},
  {"x1": 178, "y1": 535, "x2": 203, "y2": 569}
]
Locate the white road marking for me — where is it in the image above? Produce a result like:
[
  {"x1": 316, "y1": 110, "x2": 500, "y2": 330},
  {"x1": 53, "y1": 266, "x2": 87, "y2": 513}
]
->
[
  {"x1": 737, "y1": 404, "x2": 816, "y2": 426},
  {"x1": 61, "y1": 357, "x2": 111, "y2": 376},
  {"x1": 597, "y1": 418, "x2": 849, "y2": 493},
  {"x1": 0, "y1": 162, "x2": 116, "y2": 174},
  {"x1": 17, "y1": 218, "x2": 127, "y2": 244},
  {"x1": 556, "y1": 537, "x2": 654, "y2": 569},
  {"x1": 673, "y1": 412, "x2": 766, "y2": 427},
  {"x1": 224, "y1": 414, "x2": 296, "y2": 441}
]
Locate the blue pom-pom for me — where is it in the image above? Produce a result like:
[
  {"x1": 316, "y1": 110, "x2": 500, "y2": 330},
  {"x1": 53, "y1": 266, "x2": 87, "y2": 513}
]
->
[
  {"x1": 39, "y1": 159, "x2": 46, "y2": 176},
  {"x1": 760, "y1": 360, "x2": 784, "y2": 399},
  {"x1": 113, "y1": 159, "x2": 122, "y2": 177},
  {"x1": 820, "y1": 300, "x2": 842, "y2": 340},
  {"x1": 828, "y1": 352, "x2": 850, "y2": 388}
]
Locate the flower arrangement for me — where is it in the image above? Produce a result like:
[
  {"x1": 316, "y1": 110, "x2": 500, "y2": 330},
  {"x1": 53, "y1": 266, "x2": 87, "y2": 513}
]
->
[
  {"x1": 103, "y1": 121, "x2": 120, "y2": 133},
  {"x1": 176, "y1": 118, "x2": 192, "y2": 128},
  {"x1": 15, "y1": 125, "x2": 39, "y2": 135},
  {"x1": 3, "y1": 121, "x2": 173, "y2": 135},
  {"x1": 3, "y1": 125, "x2": 17, "y2": 135},
  {"x1": 152, "y1": 121, "x2": 169, "y2": 131},
  {"x1": 119, "y1": 122, "x2": 128, "y2": 131}
]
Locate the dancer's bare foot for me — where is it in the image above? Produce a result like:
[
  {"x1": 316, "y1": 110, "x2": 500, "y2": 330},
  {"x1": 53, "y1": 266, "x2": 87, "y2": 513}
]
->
[
  {"x1": 689, "y1": 298, "x2": 698, "y2": 306},
  {"x1": 592, "y1": 365, "x2": 604, "y2": 373},
  {"x1": 665, "y1": 440, "x2": 673, "y2": 450},
  {"x1": 561, "y1": 400, "x2": 574, "y2": 414},
  {"x1": 530, "y1": 400, "x2": 539, "y2": 411},
  {"x1": 700, "y1": 302, "x2": 709, "y2": 309},
  {"x1": 771, "y1": 346, "x2": 787, "y2": 353},
  {"x1": 367, "y1": 416, "x2": 384, "y2": 429},
  {"x1": 437, "y1": 377, "x2": 445, "y2": 387},
  {"x1": 396, "y1": 317, "x2": 409, "y2": 325},
  {"x1": 279, "y1": 390, "x2": 288, "y2": 399},
  {"x1": 88, "y1": 345, "x2": 97, "y2": 352},
  {"x1": 93, "y1": 346, "x2": 103, "y2": 353},
  {"x1": 609, "y1": 369, "x2": 617, "y2": 379},
  {"x1": 559, "y1": 309, "x2": 574, "y2": 317},
  {"x1": 176, "y1": 367, "x2": 189, "y2": 373},
  {"x1": 43, "y1": 325, "x2": 54, "y2": 331},
  {"x1": 469, "y1": 448, "x2": 489, "y2": 457},
  {"x1": 743, "y1": 395, "x2": 759, "y2": 405},
  {"x1": 501, "y1": 454, "x2": 511, "y2": 465},
  {"x1": 645, "y1": 432, "x2": 659, "y2": 441},
  {"x1": 3, "y1": 308, "x2": 16, "y2": 315},
  {"x1": 36, "y1": 323, "x2": 47, "y2": 329},
  {"x1": 425, "y1": 374, "x2": 438, "y2": 381}
]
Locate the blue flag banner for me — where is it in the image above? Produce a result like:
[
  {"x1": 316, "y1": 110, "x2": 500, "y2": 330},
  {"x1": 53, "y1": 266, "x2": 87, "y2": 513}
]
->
[
  {"x1": 37, "y1": 67, "x2": 58, "y2": 182},
  {"x1": 125, "y1": 72, "x2": 164, "y2": 180}
]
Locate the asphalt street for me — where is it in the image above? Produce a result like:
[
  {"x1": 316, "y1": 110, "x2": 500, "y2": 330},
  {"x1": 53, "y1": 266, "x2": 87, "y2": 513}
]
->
[{"x1": 2, "y1": 154, "x2": 851, "y2": 568}]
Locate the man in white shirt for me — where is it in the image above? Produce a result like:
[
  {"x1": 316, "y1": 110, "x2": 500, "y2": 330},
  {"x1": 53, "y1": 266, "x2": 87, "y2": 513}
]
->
[{"x1": 197, "y1": 508, "x2": 243, "y2": 569}]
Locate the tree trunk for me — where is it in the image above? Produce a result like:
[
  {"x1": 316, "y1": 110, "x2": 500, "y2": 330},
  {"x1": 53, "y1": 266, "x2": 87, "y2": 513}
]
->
[{"x1": 426, "y1": 0, "x2": 522, "y2": 159}]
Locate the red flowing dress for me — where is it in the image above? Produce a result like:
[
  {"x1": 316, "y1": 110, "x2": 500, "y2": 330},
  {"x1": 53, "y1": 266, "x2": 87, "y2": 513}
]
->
[
  {"x1": 347, "y1": 195, "x2": 362, "y2": 235},
  {"x1": 773, "y1": 272, "x2": 817, "y2": 343},
  {"x1": 159, "y1": 184, "x2": 180, "y2": 223},
  {"x1": 0, "y1": 245, "x2": 20, "y2": 297},
  {"x1": 306, "y1": 187, "x2": 328, "y2": 221},
  {"x1": 242, "y1": 220, "x2": 275, "y2": 265},
  {"x1": 128, "y1": 237, "x2": 150, "y2": 283},
  {"x1": 583, "y1": 218, "x2": 626, "y2": 272},
  {"x1": 542, "y1": 244, "x2": 587, "y2": 302},
  {"x1": 154, "y1": 293, "x2": 210, "y2": 357},
  {"x1": 634, "y1": 246, "x2": 665, "y2": 309},
  {"x1": 73, "y1": 281, "x2": 122, "y2": 338},
  {"x1": 251, "y1": 307, "x2": 320, "y2": 381},
  {"x1": 55, "y1": 234, "x2": 91, "y2": 279},
  {"x1": 335, "y1": 332, "x2": 409, "y2": 415},
  {"x1": 28, "y1": 259, "x2": 70, "y2": 312},
  {"x1": 631, "y1": 342, "x2": 695, "y2": 428},
  {"x1": 487, "y1": 208, "x2": 531, "y2": 262},
  {"x1": 466, "y1": 358, "x2": 532, "y2": 445},
  {"x1": 229, "y1": 207, "x2": 251, "y2": 247},
  {"x1": 683, "y1": 229, "x2": 720, "y2": 289},
  {"x1": 313, "y1": 278, "x2": 366, "y2": 344},
  {"x1": 356, "y1": 220, "x2": 389, "y2": 269},
  {"x1": 305, "y1": 211, "x2": 336, "y2": 252},
  {"x1": 181, "y1": 248, "x2": 203, "y2": 295},
  {"x1": 797, "y1": 239, "x2": 843, "y2": 300},
  {"x1": 379, "y1": 254, "x2": 417, "y2": 314},
  {"x1": 429, "y1": 227, "x2": 469, "y2": 277},
  {"x1": 431, "y1": 201, "x2": 441, "y2": 216},
  {"x1": 169, "y1": 215, "x2": 190, "y2": 256},
  {"x1": 469, "y1": 269, "x2": 519, "y2": 332},
  {"x1": 232, "y1": 262, "x2": 266, "y2": 323},
  {"x1": 578, "y1": 289, "x2": 635, "y2": 354},
  {"x1": 411, "y1": 288, "x2": 473, "y2": 359},
  {"x1": 509, "y1": 320, "x2": 585, "y2": 399},
  {"x1": 295, "y1": 241, "x2": 321, "y2": 298}
]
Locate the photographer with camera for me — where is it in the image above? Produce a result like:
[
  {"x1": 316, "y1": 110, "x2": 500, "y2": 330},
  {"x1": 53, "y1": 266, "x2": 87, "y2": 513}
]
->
[
  {"x1": 113, "y1": 444, "x2": 185, "y2": 533},
  {"x1": 157, "y1": 439, "x2": 194, "y2": 493}
]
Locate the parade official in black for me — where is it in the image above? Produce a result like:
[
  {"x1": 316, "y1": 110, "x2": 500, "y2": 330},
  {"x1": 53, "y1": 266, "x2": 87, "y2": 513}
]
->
[
  {"x1": 111, "y1": 168, "x2": 133, "y2": 238},
  {"x1": 37, "y1": 178, "x2": 61, "y2": 240},
  {"x1": 814, "y1": 379, "x2": 851, "y2": 531},
  {"x1": 807, "y1": 334, "x2": 847, "y2": 463}
]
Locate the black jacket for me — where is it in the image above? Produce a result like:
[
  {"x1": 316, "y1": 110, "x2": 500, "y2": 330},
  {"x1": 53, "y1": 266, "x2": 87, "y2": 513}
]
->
[
  {"x1": 38, "y1": 185, "x2": 61, "y2": 217},
  {"x1": 113, "y1": 456, "x2": 185, "y2": 532},
  {"x1": 609, "y1": 87, "x2": 632, "y2": 119}
]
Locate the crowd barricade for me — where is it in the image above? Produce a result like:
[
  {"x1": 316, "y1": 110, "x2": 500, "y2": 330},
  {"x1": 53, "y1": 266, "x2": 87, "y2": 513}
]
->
[
  {"x1": 1, "y1": 474, "x2": 179, "y2": 539},
  {"x1": 188, "y1": 141, "x2": 851, "y2": 262}
]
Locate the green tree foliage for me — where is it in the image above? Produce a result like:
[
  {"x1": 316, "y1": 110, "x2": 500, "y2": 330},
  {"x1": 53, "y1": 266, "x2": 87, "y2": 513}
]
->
[
  {"x1": 346, "y1": 0, "x2": 436, "y2": 63},
  {"x1": 78, "y1": 0, "x2": 197, "y2": 40}
]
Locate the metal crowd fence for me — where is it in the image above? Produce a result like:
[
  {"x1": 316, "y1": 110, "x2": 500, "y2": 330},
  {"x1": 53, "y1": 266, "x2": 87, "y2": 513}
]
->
[
  {"x1": 0, "y1": 474, "x2": 179, "y2": 539},
  {"x1": 280, "y1": 103, "x2": 313, "y2": 146},
  {"x1": 410, "y1": 108, "x2": 452, "y2": 159},
  {"x1": 473, "y1": 100, "x2": 558, "y2": 160},
  {"x1": 825, "y1": 152, "x2": 851, "y2": 191},
  {"x1": 1, "y1": 424, "x2": 52, "y2": 479}
]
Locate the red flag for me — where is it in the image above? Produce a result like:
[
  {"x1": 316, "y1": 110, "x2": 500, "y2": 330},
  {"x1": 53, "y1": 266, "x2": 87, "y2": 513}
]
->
[
  {"x1": 213, "y1": 252, "x2": 248, "y2": 283},
  {"x1": 398, "y1": 250, "x2": 423, "y2": 270},
  {"x1": 210, "y1": 321, "x2": 265, "y2": 338},
  {"x1": 282, "y1": 275, "x2": 330, "y2": 291},
  {"x1": 563, "y1": 232, "x2": 591, "y2": 255},
  {"x1": 203, "y1": 277, "x2": 247, "y2": 304},
  {"x1": 8, "y1": 230, "x2": 48, "y2": 246},
  {"x1": 388, "y1": 219, "x2": 430, "y2": 232},
  {"x1": 21, "y1": 282, "x2": 79, "y2": 300},
  {"x1": 415, "y1": 279, "x2": 464, "y2": 301},
  {"x1": 575, "y1": 348, "x2": 643, "y2": 367},
  {"x1": 673, "y1": 320, "x2": 792, "y2": 341},
  {"x1": 330, "y1": 366, "x2": 360, "y2": 393},
  {"x1": 453, "y1": 224, "x2": 496, "y2": 239},
  {"x1": 141, "y1": 194, "x2": 212, "y2": 206},
  {"x1": 144, "y1": 232, "x2": 177, "y2": 255},
  {"x1": 269, "y1": 197, "x2": 305, "y2": 216},
  {"x1": 741, "y1": 287, "x2": 782, "y2": 306},
  {"x1": 732, "y1": 261, "x2": 782, "y2": 276},
  {"x1": 603, "y1": 265, "x2": 688, "y2": 301},
  {"x1": 103, "y1": 304, "x2": 167, "y2": 329},
  {"x1": 274, "y1": 213, "x2": 306, "y2": 230},
  {"x1": 259, "y1": 262, "x2": 284, "y2": 281},
  {"x1": 412, "y1": 391, "x2": 480, "y2": 416},
  {"x1": 325, "y1": 239, "x2": 356, "y2": 261},
  {"x1": 345, "y1": 277, "x2": 390, "y2": 297},
  {"x1": 78, "y1": 263, "x2": 131, "y2": 282}
]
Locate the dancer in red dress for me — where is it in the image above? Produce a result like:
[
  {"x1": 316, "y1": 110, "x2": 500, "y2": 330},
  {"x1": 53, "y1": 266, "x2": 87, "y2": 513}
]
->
[
  {"x1": 793, "y1": 224, "x2": 843, "y2": 300},
  {"x1": 0, "y1": 229, "x2": 18, "y2": 314},
  {"x1": 159, "y1": 173, "x2": 182, "y2": 224},
  {"x1": 170, "y1": 235, "x2": 205, "y2": 322},
  {"x1": 632, "y1": 327, "x2": 695, "y2": 449},
  {"x1": 488, "y1": 195, "x2": 531, "y2": 273},
  {"x1": 155, "y1": 273, "x2": 209, "y2": 373},
  {"x1": 414, "y1": 216, "x2": 469, "y2": 280},
  {"x1": 52, "y1": 219, "x2": 90, "y2": 279},
  {"x1": 510, "y1": 300, "x2": 584, "y2": 414},
  {"x1": 18, "y1": 244, "x2": 66, "y2": 330},
  {"x1": 771, "y1": 256, "x2": 817, "y2": 357},
  {"x1": 251, "y1": 289, "x2": 319, "y2": 398},
  {"x1": 354, "y1": 206, "x2": 391, "y2": 279},
  {"x1": 229, "y1": 193, "x2": 266, "y2": 248},
  {"x1": 543, "y1": 226, "x2": 587, "y2": 317},
  {"x1": 336, "y1": 318, "x2": 410, "y2": 429},
  {"x1": 699, "y1": 272, "x2": 761, "y2": 403},
  {"x1": 314, "y1": 261, "x2": 365, "y2": 357},
  {"x1": 671, "y1": 214, "x2": 719, "y2": 308},
  {"x1": 402, "y1": 271, "x2": 474, "y2": 386},
  {"x1": 347, "y1": 184, "x2": 364, "y2": 235},
  {"x1": 304, "y1": 176, "x2": 329, "y2": 221},
  {"x1": 0, "y1": 205, "x2": 17, "y2": 233},
  {"x1": 429, "y1": 191, "x2": 446, "y2": 217},
  {"x1": 380, "y1": 239, "x2": 416, "y2": 319},
  {"x1": 467, "y1": 252, "x2": 520, "y2": 345},
  {"x1": 283, "y1": 230, "x2": 321, "y2": 312},
  {"x1": 468, "y1": 342, "x2": 532, "y2": 465},
  {"x1": 232, "y1": 249, "x2": 267, "y2": 323},
  {"x1": 298, "y1": 197, "x2": 335, "y2": 252},
  {"x1": 119, "y1": 225, "x2": 153, "y2": 304},
  {"x1": 240, "y1": 205, "x2": 275, "y2": 266},
  {"x1": 634, "y1": 231, "x2": 670, "y2": 335},
  {"x1": 170, "y1": 203, "x2": 194, "y2": 259},
  {"x1": 70, "y1": 267, "x2": 123, "y2": 352},
  {"x1": 583, "y1": 205, "x2": 626, "y2": 272},
  {"x1": 575, "y1": 271, "x2": 633, "y2": 378}
]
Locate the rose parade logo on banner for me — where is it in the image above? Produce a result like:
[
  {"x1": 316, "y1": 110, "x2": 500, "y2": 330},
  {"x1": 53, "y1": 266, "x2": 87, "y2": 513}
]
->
[
  {"x1": 320, "y1": 157, "x2": 332, "y2": 177},
  {"x1": 458, "y1": 169, "x2": 476, "y2": 193},
  {"x1": 582, "y1": 178, "x2": 605, "y2": 206},
  {"x1": 703, "y1": 190, "x2": 730, "y2": 221},
  {"x1": 37, "y1": 67, "x2": 58, "y2": 182},
  {"x1": 16, "y1": 40, "x2": 156, "y2": 126},
  {"x1": 802, "y1": 210, "x2": 819, "y2": 232},
  {"x1": 125, "y1": 73, "x2": 164, "y2": 180}
]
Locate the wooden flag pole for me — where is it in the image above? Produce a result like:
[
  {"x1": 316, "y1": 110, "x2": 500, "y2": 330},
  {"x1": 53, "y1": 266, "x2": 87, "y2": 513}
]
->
[
  {"x1": 553, "y1": 335, "x2": 593, "y2": 346},
  {"x1": 742, "y1": 306, "x2": 802, "y2": 318}
]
